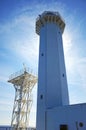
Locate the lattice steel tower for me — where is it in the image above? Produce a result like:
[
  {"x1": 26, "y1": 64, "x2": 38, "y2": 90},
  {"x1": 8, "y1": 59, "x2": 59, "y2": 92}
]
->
[{"x1": 8, "y1": 68, "x2": 37, "y2": 130}]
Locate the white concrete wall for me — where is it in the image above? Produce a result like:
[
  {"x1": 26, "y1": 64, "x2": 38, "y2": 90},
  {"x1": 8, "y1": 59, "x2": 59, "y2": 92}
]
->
[
  {"x1": 47, "y1": 103, "x2": 86, "y2": 130},
  {"x1": 36, "y1": 22, "x2": 46, "y2": 130}
]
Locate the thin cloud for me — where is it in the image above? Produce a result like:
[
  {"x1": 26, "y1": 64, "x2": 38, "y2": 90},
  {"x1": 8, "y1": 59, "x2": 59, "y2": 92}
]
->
[
  {"x1": 77, "y1": 57, "x2": 86, "y2": 88},
  {"x1": 0, "y1": 100, "x2": 13, "y2": 111},
  {"x1": 0, "y1": 15, "x2": 34, "y2": 34},
  {"x1": 10, "y1": 38, "x2": 39, "y2": 66},
  {"x1": 0, "y1": 75, "x2": 7, "y2": 82},
  {"x1": 0, "y1": 100, "x2": 12, "y2": 106}
]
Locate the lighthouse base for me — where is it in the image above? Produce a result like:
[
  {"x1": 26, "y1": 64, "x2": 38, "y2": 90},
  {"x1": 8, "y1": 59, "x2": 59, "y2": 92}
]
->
[{"x1": 45, "y1": 103, "x2": 86, "y2": 130}]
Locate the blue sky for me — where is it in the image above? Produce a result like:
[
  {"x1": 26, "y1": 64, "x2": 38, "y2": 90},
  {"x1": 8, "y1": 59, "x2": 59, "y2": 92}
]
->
[{"x1": 0, "y1": 0, "x2": 86, "y2": 127}]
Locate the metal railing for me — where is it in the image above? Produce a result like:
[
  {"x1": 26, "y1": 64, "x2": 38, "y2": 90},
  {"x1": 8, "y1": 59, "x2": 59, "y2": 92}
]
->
[
  {"x1": 9, "y1": 68, "x2": 37, "y2": 81},
  {"x1": 36, "y1": 11, "x2": 65, "y2": 23}
]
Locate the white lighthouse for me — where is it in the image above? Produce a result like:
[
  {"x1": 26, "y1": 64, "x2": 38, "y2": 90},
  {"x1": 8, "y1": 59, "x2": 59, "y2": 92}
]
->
[{"x1": 36, "y1": 11, "x2": 86, "y2": 130}]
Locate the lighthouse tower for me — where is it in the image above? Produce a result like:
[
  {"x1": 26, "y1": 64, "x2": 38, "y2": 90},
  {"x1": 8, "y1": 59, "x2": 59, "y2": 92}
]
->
[
  {"x1": 36, "y1": 11, "x2": 86, "y2": 130},
  {"x1": 36, "y1": 11, "x2": 69, "y2": 130}
]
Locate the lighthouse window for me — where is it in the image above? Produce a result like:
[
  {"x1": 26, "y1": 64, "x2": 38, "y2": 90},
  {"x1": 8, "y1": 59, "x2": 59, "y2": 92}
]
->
[
  {"x1": 41, "y1": 53, "x2": 44, "y2": 56},
  {"x1": 46, "y1": 12, "x2": 53, "y2": 15},
  {"x1": 40, "y1": 95, "x2": 43, "y2": 99},
  {"x1": 79, "y1": 122, "x2": 83, "y2": 127},
  {"x1": 60, "y1": 124, "x2": 68, "y2": 130},
  {"x1": 62, "y1": 74, "x2": 64, "y2": 77}
]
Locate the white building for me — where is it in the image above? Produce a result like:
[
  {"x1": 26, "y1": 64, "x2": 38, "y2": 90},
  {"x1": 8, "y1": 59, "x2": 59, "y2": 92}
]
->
[{"x1": 36, "y1": 11, "x2": 86, "y2": 130}]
